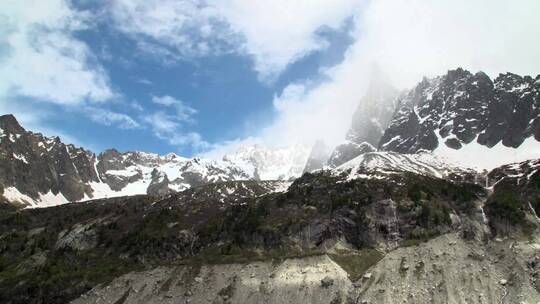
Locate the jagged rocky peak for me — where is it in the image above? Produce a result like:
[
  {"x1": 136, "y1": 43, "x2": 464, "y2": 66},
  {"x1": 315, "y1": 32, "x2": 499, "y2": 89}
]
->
[
  {"x1": 147, "y1": 168, "x2": 172, "y2": 196},
  {"x1": 379, "y1": 68, "x2": 540, "y2": 169},
  {"x1": 346, "y1": 65, "x2": 400, "y2": 146},
  {"x1": 317, "y1": 66, "x2": 399, "y2": 170},
  {"x1": 0, "y1": 114, "x2": 25, "y2": 134},
  {"x1": 94, "y1": 149, "x2": 253, "y2": 197}
]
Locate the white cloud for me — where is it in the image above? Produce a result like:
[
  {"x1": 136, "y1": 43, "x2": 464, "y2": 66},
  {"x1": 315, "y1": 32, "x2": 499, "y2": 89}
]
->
[
  {"x1": 135, "y1": 78, "x2": 152, "y2": 85},
  {"x1": 143, "y1": 112, "x2": 180, "y2": 136},
  {"x1": 204, "y1": 0, "x2": 540, "y2": 157},
  {"x1": 85, "y1": 107, "x2": 140, "y2": 130},
  {"x1": 213, "y1": 0, "x2": 361, "y2": 79},
  {"x1": 109, "y1": 0, "x2": 238, "y2": 63},
  {"x1": 168, "y1": 132, "x2": 210, "y2": 151},
  {"x1": 144, "y1": 96, "x2": 208, "y2": 151},
  {"x1": 108, "y1": 0, "x2": 361, "y2": 79},
  {"x1": 0, "y1": 0, "x2": 120, "y2": 149},
  {"x1": 355, "y1": 0, "x2": 540, "y2": 88},
  {"x1": 151, "y1": 95, "x2": 197, "y2": 121},
  {"x1": 143, "y1": 112, "x2": 209, "y2": 151},
  {"x1": 0, "y1": 0, "x2": 114, "y2": 105}
]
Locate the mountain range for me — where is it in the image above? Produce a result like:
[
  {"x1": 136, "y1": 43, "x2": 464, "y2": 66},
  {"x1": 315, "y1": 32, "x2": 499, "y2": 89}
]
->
[
  {"x1": 0, "y1": 114, "x2": 308, "y2": 207},
  {"x1": 1, "y1": 68, "x2": 539, "y2": 208}
]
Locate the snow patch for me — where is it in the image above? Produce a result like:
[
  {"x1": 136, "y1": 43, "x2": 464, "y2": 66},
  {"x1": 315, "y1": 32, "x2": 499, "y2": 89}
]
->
[
  {"x1": 337, "y1": 151, "x2": 473, "y2": 180},
  {"x1": 105, "y1": 167, "x2": 141, "y2": 178},
  {"x1": 2, "y1": 187, "x2": 34, "y2": 206},
  {"x1": 34, "y1": 191, "x2": 70, "y2": 208},
  {"x1": 2, "y1": 187, "x2": 71, "y2": 208},
  {"x1": 13, "y1": 153, "x2": 29, "y2": 164},
  {"x1": 434, "y1": 133, "x2": 540, "y2": 170}
]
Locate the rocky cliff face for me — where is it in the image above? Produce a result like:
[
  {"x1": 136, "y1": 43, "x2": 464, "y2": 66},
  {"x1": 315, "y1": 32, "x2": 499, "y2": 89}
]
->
[
  {"x1": 485, "y1": 158, "x2": 540, "y2": 235},
  {"x1": 379, "y1": 68, "x2": 540, "y2": 168}
]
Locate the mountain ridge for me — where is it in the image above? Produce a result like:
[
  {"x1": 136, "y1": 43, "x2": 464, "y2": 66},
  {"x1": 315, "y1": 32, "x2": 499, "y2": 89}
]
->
[{"x1": 0, "y1": 115, "x2": 307, "y2": 207}]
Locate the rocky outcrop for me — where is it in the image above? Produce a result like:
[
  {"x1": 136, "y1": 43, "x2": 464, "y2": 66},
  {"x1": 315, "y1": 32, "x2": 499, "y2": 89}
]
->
[
  {"x1": 147, "y1": 169, "x2": 172, "y2": 196},
  {"x1": 485, "y1": 158, "x2": 540, "y2": 235},
  {"x1": 379, "y1": 68, "x2": 540, "y2": 153}
]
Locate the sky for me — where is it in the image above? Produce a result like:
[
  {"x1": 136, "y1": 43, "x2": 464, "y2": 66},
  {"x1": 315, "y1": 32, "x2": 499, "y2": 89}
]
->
[{"x1": 1, "y1": 0, "x2": 540, "y2": 158}]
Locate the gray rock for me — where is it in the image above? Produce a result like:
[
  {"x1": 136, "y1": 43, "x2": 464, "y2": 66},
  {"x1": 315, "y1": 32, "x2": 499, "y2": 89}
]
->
[{"x1": 321, "y1": 276, "x2": 334, "y2": 288}]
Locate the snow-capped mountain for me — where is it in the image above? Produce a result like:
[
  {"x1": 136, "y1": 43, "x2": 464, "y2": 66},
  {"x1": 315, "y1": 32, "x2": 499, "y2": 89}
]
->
[
  {"x1": 222, "y1": 144, "x2": 310, "y2": 180},
  {"x1": 0, "y1": 115, "x2": 303, "y2": 208},
  {"x1": 95, "y1": 149, "x2": 250, "y2": 198},
  {"x1": 379, "y1": 68, "x2": 540, "y2": 169},
  {"x1": 329, "y1": 66, "x2": 399, "y2": 169}
]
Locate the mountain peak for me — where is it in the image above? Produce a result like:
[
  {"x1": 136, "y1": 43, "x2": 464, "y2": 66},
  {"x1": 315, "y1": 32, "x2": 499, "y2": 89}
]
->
[{"x1": 0, "y1": 114, "x2": 25, "y2": 134}]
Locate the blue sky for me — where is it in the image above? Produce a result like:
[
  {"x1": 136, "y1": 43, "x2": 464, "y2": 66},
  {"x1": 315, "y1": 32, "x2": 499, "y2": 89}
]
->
[
  {"x1": 70, "y1": 12, "x2": 354, "y2": 155},
  {"x1": 1, "y1": 0, "x2": 539, "y2": 158}
]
